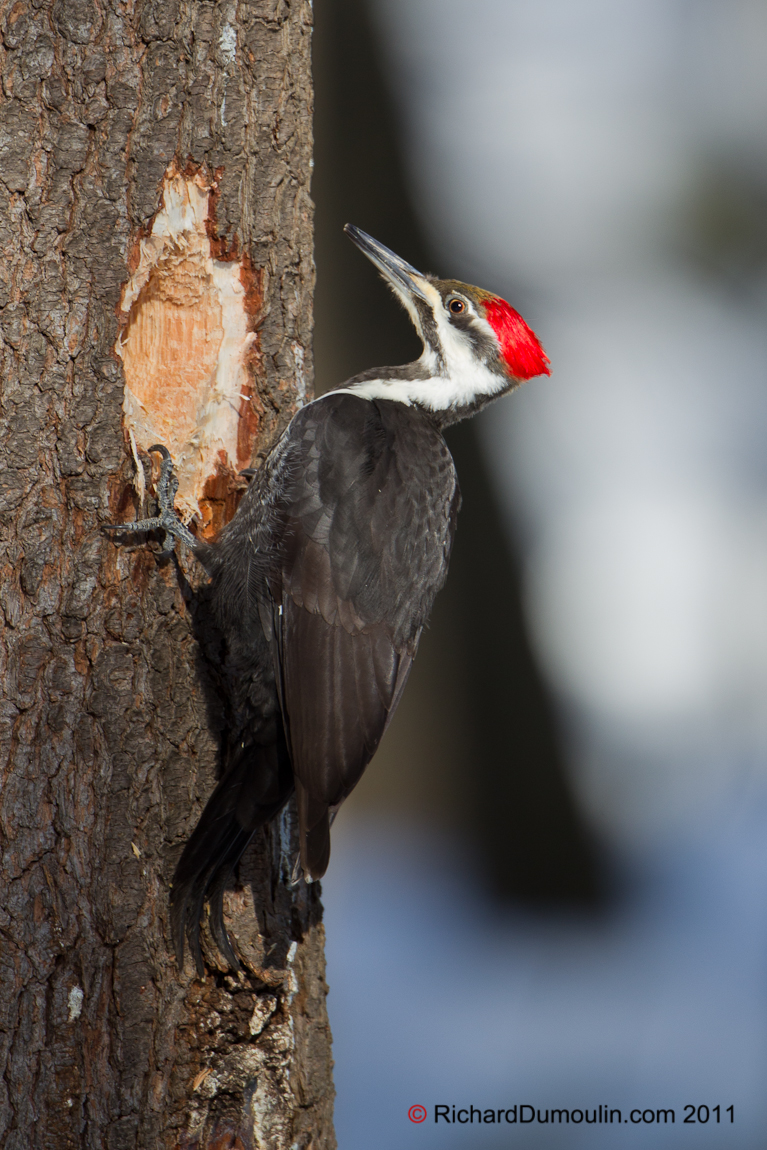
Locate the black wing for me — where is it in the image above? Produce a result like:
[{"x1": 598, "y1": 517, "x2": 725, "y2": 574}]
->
[
  {"x1": 268, "y1": 393, "x2": 460, "y2": 878},
  {"x1": 169, "y1": 393, "x2": 458, "y2": 969}
]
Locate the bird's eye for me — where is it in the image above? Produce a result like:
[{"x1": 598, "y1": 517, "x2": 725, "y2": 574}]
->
[{"x1": 448, "y1": 297, "x2": 466, "y2": 315}]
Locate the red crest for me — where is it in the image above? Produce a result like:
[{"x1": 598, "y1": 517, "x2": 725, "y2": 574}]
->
[{"x1": 483, "y1": 297, "x2": 551, "y2": 380}]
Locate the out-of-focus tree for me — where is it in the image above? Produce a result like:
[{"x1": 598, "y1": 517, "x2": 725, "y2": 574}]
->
[{"x1": 313, "y1": 0, "x2": 601, "y2": 906}]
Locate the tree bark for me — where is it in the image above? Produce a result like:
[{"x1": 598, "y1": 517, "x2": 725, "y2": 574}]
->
[{"x1": 0, "y1": 2, "x2": 335, "y2": 1147}]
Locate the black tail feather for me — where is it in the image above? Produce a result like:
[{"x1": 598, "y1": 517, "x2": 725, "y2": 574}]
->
[
  {"x1": 171, "y1": 739, "x2": 293, "y2": 973},
  {"x1": 296, "y1": 780, "x2": 331, "y2": 880},
  {"x1": 175, "y1": 824, "x2": 253, "y2": 975},
  {"x1": 207, "y1": 867, "x2": 244, "y2": 972}
]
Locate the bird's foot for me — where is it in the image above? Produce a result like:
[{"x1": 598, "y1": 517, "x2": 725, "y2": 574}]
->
[
  {"x1": 290, "y1": 854, "x2": 302, "y2": 886},
  {"x1": 103, "y1": 445, "x2": 197, "y2": 556}
]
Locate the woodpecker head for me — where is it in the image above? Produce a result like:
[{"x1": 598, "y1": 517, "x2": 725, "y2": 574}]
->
[{"x1": 342, "y1": 224, "x2": 550, "y2": 424}]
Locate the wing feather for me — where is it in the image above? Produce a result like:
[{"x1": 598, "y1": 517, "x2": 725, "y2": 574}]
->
[{"x1": 267, "y1": 393, "x2": 459, "y2": 878}]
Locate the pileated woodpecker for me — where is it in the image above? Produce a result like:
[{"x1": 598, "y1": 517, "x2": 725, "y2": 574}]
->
[{"x1": 107, "y1": 226, "x2": 550, "y2": 972}]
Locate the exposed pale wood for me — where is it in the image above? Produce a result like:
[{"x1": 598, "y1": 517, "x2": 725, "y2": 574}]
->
[{"x1": 0, "y1": 1, "x2": 335, "y2": 1146}]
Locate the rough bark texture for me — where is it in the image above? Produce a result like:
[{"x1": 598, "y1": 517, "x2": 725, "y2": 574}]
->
[{"x1": 0, "y1": 2, "x2": 335, "y2": 1147}]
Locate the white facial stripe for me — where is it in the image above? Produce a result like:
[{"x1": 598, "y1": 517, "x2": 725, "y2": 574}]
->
[
  {"x1": 434, "y1": 300, "x2": 499, "y2": 357},
  {"x1": 342, "y1": 367, "x2": 508, "y2": 410},
  {"x1": 416, "y1": 278, "x2": 443, "y2": 309},
  {"x1": 320, "y1": 285, "x2": 509, "y2": 414},
  {"x1": 339, "y1": 352, "x2": 507, "y2": 413}
]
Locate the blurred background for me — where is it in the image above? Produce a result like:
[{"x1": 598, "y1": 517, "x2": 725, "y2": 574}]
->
[{"x1": 311, "y1": 0, "x2": 767, "y2": 1145}]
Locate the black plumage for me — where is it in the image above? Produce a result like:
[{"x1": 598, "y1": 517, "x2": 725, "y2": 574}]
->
[
  {"x1": 172, "y1": 394, "x2": 459, "y2": 968},
  {"x1": 107, "y1": 227, "x2": 550, "y2": 972}
]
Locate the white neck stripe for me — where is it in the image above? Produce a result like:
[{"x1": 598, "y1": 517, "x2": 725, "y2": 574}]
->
[{"x1": 312, "y1": 308, "x2": 510, "y2": 414}]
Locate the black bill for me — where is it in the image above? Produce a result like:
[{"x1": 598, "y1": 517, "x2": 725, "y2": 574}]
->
[{"x1": 344, "y1": 224, "x2": 430, "y2": 303}]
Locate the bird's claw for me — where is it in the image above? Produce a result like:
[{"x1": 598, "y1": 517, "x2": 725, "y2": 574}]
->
[
  {"x1": 103, "y1": 444, "x2": 198, "y2": 553},
  {"x1": 290, "y1": 853, "x2": 308, "y2": 887}
]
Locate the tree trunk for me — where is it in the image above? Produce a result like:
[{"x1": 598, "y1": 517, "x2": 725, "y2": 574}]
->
[{"x1": 0, "y1": 2, "x2": 335, "y2": 1147}]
